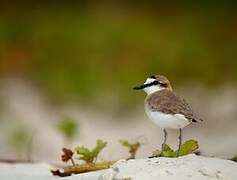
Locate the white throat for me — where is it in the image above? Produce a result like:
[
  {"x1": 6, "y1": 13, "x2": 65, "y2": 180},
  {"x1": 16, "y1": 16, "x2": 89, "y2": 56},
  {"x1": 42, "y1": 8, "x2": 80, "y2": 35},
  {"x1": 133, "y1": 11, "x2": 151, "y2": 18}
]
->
[{"x1": 143, "y1": 78, "x2": 165, "y2": 95}]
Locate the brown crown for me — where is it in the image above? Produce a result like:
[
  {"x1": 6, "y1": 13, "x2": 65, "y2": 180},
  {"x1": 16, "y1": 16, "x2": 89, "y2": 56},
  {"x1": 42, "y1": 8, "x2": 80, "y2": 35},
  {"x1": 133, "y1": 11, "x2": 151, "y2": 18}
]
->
[{"x1": 155, "y1": 75, "x2": 173, "y2": 91}]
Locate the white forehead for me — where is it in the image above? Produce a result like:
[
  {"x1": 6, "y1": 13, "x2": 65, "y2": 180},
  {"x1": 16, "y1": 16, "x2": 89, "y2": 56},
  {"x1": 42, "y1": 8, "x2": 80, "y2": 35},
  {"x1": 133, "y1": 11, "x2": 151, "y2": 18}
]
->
[{"x1": 144, "y1": 78, "x2": 156, "y2": 84}]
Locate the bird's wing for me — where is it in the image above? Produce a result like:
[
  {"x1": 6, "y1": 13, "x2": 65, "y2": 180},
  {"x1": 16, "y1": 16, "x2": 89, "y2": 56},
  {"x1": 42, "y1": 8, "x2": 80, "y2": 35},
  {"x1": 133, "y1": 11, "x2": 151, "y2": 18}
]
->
[{"x1": 146, "y1": 90, "x2": 202, "y2": 122}]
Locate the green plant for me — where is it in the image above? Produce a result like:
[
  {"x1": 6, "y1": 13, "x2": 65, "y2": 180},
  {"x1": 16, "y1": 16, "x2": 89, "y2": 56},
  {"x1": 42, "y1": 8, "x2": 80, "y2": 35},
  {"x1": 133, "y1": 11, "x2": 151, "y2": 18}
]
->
[
  {"x1": 119, "y1": 139, "x2": 142, "y2": 159},
  {"x1": 75, "y1": 139, "x2": 107, "y2": 163},
  {"x1": 8, "y1": 127, "x2": 30, "y2": 158},
  {"x1": 56, "y1": 117, "x2": 78, "y2": 141},
  {"x1": 51, "y1": 139, "x2": 112, "y2": 177},
  {"x1": 152, "y1": 139, "x2": 199, "y2": 158}
]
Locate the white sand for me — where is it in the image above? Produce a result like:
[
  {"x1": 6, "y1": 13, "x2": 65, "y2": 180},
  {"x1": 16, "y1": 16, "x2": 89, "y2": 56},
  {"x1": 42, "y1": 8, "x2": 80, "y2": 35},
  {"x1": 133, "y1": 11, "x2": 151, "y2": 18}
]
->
[
  {"x1": 1, "y1": 154, "x2": 237, "y2": 180},
  {"x1": 102, "y1": 154, "x2": 237, "y2": 180}
]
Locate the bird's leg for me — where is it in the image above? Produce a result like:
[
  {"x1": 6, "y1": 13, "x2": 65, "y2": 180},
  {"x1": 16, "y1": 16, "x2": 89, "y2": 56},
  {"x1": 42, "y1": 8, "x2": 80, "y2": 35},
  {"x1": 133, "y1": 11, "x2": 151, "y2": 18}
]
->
[
  {"x1": 177, "y1": 128, "x2": 182, "y2": 157},
  {"x1": 160, "y1": 129, "x2": 167, "y2": 157}
]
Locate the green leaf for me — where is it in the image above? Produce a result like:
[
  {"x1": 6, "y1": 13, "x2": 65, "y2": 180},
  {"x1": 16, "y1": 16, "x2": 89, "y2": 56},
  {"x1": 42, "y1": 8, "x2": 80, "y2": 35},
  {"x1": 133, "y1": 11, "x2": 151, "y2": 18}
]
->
[
  {"x1": 75, "y1": 146, "x2": 92, "y2": 161},
  {"x1": 75, "y1": 146, "x2": 90, "y2": 155},
  {"x1": 9, "y1": 126, "x2": 29, "y2": 150},
  {"x1": 163, "y1": 144, "x2": 177, "y2": 157},
  {"x1": 75, "y1": 139, "x2": 107, "y2": 163},
  {"x1": 56, "y1": 117, "x2": 78, "y2": 140},
  {"x1": 176, "y1": 139, "x2": 199, "y2": 156},
  {"x1": 152, "y1": 144, "x2": 176, "y2": 157},
  {"x1": 91, "y1": 139, "x2": 107, "y2": 158},
  {"x1": 119, "y1": 140, "x2": 131, "y2": 147},
  {"x1": 152, "y1": 139, "x2": 199, "y2": 158}
]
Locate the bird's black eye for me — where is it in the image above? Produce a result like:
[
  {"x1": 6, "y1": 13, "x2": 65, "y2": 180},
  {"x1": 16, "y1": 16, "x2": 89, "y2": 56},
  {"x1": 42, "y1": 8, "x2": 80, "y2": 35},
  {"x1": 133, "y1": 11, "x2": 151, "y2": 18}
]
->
[
  {"x1": 149, "y1": 75, "x2": 156, "y2": 79},
  {"x1": 153, "y1": 81, "x2": 159, "y2": 85}
]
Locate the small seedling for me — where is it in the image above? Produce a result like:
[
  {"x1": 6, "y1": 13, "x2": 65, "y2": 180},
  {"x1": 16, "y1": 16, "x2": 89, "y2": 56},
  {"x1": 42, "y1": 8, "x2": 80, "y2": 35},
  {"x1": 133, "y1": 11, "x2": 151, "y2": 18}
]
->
[
  {"x1": 56, "y1": 116, "x2": 78, "y2": 146},
  {"x1": 151, "y1": 139, "x2": 199, "y2": 158},
  {"x1": 8, "y1": 126, "x2": 33, "y2": 160},
  {"x1": 9, "y1": 127, "x2": 28, "y2": 151},
  {"x1": 119, "y1": 139, "x2": 143, "y2": 159},
  {"x1": 51, "y1": 139, "x2": 113, "y2": 177},
  {"x1": 75, "y1": 139, "x2": 107, "y2": 163}
]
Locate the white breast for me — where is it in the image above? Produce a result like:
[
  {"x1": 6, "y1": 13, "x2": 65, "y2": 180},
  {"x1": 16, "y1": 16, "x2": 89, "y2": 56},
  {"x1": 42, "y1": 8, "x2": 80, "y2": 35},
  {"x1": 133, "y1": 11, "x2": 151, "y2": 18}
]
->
[{"x1": 145, "y1": 105, "x2": 190, "y2": 129}]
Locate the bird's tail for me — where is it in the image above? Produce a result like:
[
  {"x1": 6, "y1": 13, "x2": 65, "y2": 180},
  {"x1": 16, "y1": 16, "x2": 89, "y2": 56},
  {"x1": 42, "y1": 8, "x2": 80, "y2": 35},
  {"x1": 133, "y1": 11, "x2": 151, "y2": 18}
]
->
[{"x1": 192, "y1": 117, "x2": 204, "y2": 123}]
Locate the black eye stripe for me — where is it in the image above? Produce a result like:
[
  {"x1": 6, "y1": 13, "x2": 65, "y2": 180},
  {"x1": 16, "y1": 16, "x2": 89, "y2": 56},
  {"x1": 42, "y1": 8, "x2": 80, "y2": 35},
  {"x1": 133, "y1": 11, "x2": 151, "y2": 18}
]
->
[
  {"x1": 144, "y1": 80, "x2": 160, "y2": 88},
  {"x1": 133, "y1": 80, "x2": 163, "y2": 90}
]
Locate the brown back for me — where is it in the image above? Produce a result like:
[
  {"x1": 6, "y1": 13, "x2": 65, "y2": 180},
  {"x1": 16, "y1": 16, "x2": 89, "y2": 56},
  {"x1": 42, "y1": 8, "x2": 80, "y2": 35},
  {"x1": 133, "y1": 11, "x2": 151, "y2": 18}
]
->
[{"x1": 146, "y1": 89, "x2": 195, "y2": 121}]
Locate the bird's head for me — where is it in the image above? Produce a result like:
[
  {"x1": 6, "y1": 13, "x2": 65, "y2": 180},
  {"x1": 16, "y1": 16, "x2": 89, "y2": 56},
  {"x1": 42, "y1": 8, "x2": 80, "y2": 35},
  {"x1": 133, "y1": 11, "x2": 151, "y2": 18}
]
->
[{"x1": 133, "y1": 75, "x2": 172, "y2": 95}]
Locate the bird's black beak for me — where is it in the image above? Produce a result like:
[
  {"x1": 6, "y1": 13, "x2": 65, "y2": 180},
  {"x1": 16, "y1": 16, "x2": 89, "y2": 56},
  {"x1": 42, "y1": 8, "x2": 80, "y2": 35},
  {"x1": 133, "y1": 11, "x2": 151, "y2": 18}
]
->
[
  {"x1": 133, "y1": 84, "x2": 147, "y2": 90},
  {"x1": 133, "y1": 80, "x2": 160, "y2": 90}
]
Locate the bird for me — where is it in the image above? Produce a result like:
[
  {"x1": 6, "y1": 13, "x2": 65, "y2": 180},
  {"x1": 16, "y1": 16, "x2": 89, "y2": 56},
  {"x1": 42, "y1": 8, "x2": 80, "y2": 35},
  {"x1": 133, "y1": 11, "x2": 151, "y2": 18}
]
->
[{"x1": 133, "y1": 75, "x2": 202, "y2": 157}]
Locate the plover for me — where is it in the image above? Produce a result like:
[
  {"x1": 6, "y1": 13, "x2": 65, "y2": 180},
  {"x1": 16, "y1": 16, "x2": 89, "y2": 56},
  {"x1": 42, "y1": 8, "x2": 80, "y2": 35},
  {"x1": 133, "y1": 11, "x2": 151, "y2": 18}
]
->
[{"x1": 133, "y1": 75, "x2": 202, "y2": 156}]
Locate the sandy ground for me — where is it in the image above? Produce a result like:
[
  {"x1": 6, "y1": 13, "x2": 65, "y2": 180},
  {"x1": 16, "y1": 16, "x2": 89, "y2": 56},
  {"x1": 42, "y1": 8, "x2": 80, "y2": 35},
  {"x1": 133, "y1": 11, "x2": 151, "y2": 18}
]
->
[
  {"x1": 103, "y1": 154, "x2": 237, "y2": 180},
  {"x1": 0, "y1": 161, "x2": 107, "y2": 180},
  {"x1": 0, "y1": 154, "x2": 237, "y2": 180}
]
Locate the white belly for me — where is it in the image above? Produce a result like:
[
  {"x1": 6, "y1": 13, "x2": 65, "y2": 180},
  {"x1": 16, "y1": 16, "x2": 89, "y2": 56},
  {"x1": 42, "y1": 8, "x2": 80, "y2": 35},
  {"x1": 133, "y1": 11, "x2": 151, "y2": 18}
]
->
[{"x1": 145, "y1": 106, "x2": 190, "y2": 129}]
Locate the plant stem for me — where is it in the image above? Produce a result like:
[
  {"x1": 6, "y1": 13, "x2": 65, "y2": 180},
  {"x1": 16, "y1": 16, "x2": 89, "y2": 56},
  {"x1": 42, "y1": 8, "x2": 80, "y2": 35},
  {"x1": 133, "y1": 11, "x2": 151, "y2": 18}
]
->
[
  {"x1": 64, "y1": 161, "x2": 115, "y2": 174},
  {"x1": 70, "y1": 158, "x2": 75, "y2": 166}
]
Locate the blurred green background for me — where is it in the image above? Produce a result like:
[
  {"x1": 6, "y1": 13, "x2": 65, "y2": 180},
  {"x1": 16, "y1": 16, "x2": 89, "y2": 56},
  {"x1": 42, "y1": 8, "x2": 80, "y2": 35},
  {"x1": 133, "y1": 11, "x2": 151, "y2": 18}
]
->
[
  {"x1": 0, "y1": 1, "x2": 237, "y2": 161},
  {"x1": 1, "y1": 1, "x2": 236, "y2": 109}
]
